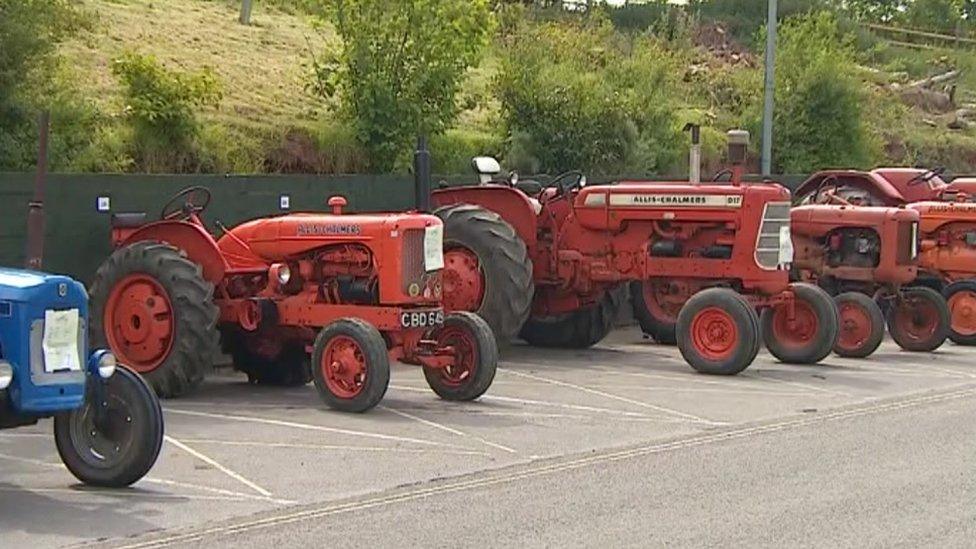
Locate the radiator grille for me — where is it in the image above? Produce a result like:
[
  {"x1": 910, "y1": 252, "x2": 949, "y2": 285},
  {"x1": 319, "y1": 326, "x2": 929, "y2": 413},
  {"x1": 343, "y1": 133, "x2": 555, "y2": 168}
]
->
[
  {"x1": 402, "y1": 229, "x2": 426, "y2": 294},
  {"x1": 755, "y1": 202, "x2": 792, "y2": 269}
]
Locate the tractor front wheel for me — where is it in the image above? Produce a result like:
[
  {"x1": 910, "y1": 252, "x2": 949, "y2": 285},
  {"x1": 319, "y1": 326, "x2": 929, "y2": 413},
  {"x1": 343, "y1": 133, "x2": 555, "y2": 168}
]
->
[
  {"x1": 54, "y1": 367, "x2": 164, "y2": 487},
  {"x1": 887, "y1": 286, "x2": 949, "y2": 352},
  {"x1": 832, "y1": 292, "x2": 885, "y2": 358},
  {"x1": 312, "y1": 319, "x2": 390, "y2": 413},
  {"x1": 434, "y1": 204, "x2": 534, "y2": 343},
  {"x1": 90, "y1": 242, "x2": 219, "y2": 398},
  {"x1": 520, "y1": 286, "x2": 625, "y2": 349},
  {"x1": 761, "y1": 283, "x2": 838, "y2": 364},
  {"x1": 424, "y1": 312, "x2": 498, "y2": 401},
  {"x1": 943, "y1": 280, "x2": 976, "y2": 345},
  {"x1": 676, "y1": 288, "x2": 760, "y2": 375}
]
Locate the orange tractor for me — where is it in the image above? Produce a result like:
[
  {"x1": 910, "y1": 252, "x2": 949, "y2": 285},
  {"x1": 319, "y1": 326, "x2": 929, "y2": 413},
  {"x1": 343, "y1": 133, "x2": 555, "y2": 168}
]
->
[
  {"x1": 434, "y1": 131, "x2": 838, "y2": 376},
  {"x1": 789, "y1": 180, "x2": 947, "y2": 356},
  {"x1": 90, "y1": 146, "x2": 497, "y2": 412},
  {"x1": 793, "y1": 169, "x2": 976, "y2": 346}
]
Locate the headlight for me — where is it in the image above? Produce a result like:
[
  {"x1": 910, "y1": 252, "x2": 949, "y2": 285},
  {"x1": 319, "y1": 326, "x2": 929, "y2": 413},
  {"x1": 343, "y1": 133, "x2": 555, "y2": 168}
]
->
[
  {"x1": 0, "y1": 360, "x2": 12, "y2": 390},
  {"x1": 275, "y1": 264, "x2": 291, "y2": 285},
  {"x1": 97, "y1": 352, "x2": 117, "y2": 379}
]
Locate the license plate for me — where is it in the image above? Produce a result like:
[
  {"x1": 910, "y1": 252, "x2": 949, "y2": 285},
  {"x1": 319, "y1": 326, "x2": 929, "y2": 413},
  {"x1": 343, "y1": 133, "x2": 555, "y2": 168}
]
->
[
  {"x1": 400, "y1": 309, "x2": 444, "y2": 329},
  {"x1": 42, "y1": 309, "x2": 81, "y2": 373}
]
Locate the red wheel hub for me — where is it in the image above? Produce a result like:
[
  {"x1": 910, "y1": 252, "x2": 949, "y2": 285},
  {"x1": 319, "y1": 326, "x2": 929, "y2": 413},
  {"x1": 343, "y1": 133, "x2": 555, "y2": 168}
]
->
[
  {"x1": 770, "y1": 300, "x2": 818, "y2": 348},
  {"x1": 643, "y1": 281, "x2": 684, "y2": 323},
  {"x1": 893, "y1": 296, "x2": 939, "y2": 341},
  {"x1": 321, "y1": 336, "x2": 367, "y2": 399},
  {"x1": 690, "y1": 307, "x2": 739, "y2": 361},
  {"x1": 435, "y1": 326, "x2": 478, "y2": 387},
  {"x1": 103, "y1": 274, "x2": 174, "y2": 373},
  {"x1": 836, "y1": 301, "x2": 872, "y2": 352},
  {"x1": 948, "y1": 290, "x2": 976, "y2": 337},
  {"x1": 441, "y1": 247, "x2": 485, "y2": 313}
]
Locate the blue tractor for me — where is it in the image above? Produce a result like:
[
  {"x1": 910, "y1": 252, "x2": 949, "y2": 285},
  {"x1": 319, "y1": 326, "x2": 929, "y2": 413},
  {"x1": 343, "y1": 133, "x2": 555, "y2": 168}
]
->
[{"x1": 0, "y1": 268, "x2": 163, "y2": 487}]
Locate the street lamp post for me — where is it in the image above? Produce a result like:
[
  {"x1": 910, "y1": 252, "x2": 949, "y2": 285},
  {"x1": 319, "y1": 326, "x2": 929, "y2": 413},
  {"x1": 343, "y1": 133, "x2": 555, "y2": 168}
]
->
[{"x1": 761, "y1": 0, "x2": 778, "y2": 176}]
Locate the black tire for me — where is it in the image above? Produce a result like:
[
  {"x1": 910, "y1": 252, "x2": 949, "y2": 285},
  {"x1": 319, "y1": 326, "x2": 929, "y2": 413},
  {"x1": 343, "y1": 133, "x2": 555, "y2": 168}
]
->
[
  {"x1": 887, "y1": 286, "x2": 949, "y2": 352},
  {"x1": 630, "y1": 281, "x2": 677, "y2": 344},
  {"x1": 54, "y1": 367, "x2": 164, "y2": 488},
  {"x1": 90, "y1": 241, "x2": 220, "y2": 398},
  {"x1": 311, "y1": 318, "x2": 390, "y2": 413},
  {"x1": 424, "y1": 312, "x2": 498, "y2": 401},
  {"x1": 519, "y1": 286, "x2": 625, "y2": 349},
  {"x1": 832, "y1": 292, "x2": 885, "y2": 358},
  {"x1": 761, "y1": 283, "x2": 838, "y2": 364},
  {"x1": 943, "y1": 280, "x2": 976, "y2": 345},
  {"x1": 676, "y1": 288, "x2": 760, "y2": 375},
  {"x1": 223, "y1": 331, "x2": 311, "y2": 386},
  {"x1": 434, "y1": 204, "x2": 534, "y2": 343}
]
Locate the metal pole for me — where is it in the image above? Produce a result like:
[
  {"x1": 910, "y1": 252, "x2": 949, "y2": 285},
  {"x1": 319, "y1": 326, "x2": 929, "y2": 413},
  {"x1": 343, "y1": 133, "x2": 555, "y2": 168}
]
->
[
  {"x1": 25, "y1": 111, "x2": 49, "y2": 270},
  {"x1": 240, "y1": 0, "x2": 253, "y2": 25},
  {"x1": 761, "y1": 0, "x2": 778, "y2": 176}
]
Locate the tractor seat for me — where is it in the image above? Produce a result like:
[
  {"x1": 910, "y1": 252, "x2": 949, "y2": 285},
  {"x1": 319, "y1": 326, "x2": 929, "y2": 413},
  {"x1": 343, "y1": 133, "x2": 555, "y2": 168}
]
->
[{"x1": 111, "y1": 212, "x2": 149, "y2": 229}]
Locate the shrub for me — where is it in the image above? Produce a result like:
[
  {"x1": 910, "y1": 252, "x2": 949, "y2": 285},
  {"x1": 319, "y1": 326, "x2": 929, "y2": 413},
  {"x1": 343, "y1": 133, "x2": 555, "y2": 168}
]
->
[{"x1": 310, "y1": 0, "x2": 493, "y2": 172}]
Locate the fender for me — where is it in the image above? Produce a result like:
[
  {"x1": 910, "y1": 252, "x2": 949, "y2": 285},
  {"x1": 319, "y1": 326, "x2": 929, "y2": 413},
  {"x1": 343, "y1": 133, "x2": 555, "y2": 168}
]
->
[
  {"x1": 432, "y1": 185, "x2": 538, "y2": 247},
  {"x1": 121, "y1": 221, "x2": 228, "y2": 284}
]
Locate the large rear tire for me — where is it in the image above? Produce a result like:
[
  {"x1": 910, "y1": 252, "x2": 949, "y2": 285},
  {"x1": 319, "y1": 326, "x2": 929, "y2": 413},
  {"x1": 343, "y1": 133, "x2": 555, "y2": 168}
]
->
[
  {"x1": 434, "y1": 204, "x2": 534, "y2": 343},
  {"x1": 676, "y1": 288, "x2": 760, "y2": 375},
  {"x1": 54, "y1": 367, "x2": 164, "y2": 488},
  {"x1": 311, "y1": 318, "x2": 390, "y2": 413},
  {"x1": 832, "y1": 292, "x2": 885, "y2": 358},
  {"x1": 943, "y1": 280, "x2": 976, "y2": 345},
  {"x1": 630, "y1": 281, "x2": 678, "y2": 344},
  {"x1": 90, "y1": 241, "x2": 219, "y2": 398},
  {"x1": 424, "y1": 312, "x2": 498, "y2": 401},
  {"x1": 761, "y1": 283, "x2": 838, "y2": 364},
  {"x1": 887, "y1": 286, "x2": 949, "y2": 352},
  {"x1": 520, "y1": 286, "x2": 625, "y2": 349}
]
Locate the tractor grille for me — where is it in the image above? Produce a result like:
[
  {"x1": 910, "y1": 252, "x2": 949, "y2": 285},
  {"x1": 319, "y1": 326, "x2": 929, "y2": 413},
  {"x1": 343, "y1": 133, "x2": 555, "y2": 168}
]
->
[
  {"x1": 896, "y1": 221, "x2": 919, "y2": 265},
  {"x1": 755, "y1": 202, "x2": 792, "y2": 269},
  {"x1": 402, "y1": 229, "x2": 426, "y2": 294}
]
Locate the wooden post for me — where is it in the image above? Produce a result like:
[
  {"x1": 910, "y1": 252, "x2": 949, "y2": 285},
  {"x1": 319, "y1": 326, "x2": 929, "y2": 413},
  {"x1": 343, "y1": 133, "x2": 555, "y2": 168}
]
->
[
  {"x1": 240, "y1": 0, "x2": 253, "y2": 25},
  {"x1": 25, "y1": 111, "x2": 49, "y2": 270}
]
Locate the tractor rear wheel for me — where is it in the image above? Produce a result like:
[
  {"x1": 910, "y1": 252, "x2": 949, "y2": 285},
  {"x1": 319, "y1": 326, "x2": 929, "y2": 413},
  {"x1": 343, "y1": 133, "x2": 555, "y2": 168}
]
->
[
  {"x1": 761, "y1": 283, "x2": 838, "y2": 364},
  {"x1": 90, "y1": 241, "x2": 219, "y2": 398},
  {"x1": 519, "y1": 286, "x2": 625, "y2": 349},
  {"x1": 887, "y1": 286, "x2": 949, "y2": 352},
  {"x1": 676, "y1": 288, "x2": 760, "y2": 375},
  {"x1": 312, "y1": 318, "x2": 390, "y2": 413},
  {"x1": 943, "y1": 280, "x2": 976, "y2": 345},
  {"x1": 630, "y1": 281, "x2": 680, "y2": 345},
  {"x1": 434, "y1": 204, "x2": 534, "y2": 343},
  {"x1": 424, "y1": 312, "x2": 498, "y2": 401},
  {"x1": 832, "y1": 292, "x2": 885, "y2": 358},
  {"x1": 223, "y1": 331, "x2": 311, "y2": 387}
]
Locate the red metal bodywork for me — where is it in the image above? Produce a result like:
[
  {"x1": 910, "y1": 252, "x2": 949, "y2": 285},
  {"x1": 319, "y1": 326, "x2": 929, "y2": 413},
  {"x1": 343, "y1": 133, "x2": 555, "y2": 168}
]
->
[{"x1": 436, "y1": 179, "x2": 795, "y2": 317}]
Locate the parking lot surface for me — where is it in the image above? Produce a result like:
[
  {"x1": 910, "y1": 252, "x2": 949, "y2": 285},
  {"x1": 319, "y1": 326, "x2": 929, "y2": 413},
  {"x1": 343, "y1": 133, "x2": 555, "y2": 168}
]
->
[{"x1": 3, "y1": 327, "x2": 976, "y2": 547}]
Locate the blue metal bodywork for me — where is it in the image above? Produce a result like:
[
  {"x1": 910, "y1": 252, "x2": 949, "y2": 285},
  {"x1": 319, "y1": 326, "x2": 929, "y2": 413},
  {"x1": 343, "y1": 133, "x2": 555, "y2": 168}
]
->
[{"x1": 0, "y1": 268, "x2": 96, "y2": 416}]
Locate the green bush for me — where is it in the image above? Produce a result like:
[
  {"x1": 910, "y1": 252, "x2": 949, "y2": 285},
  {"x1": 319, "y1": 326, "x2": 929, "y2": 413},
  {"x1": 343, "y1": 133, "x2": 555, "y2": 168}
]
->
[
  {"x1": 430, "y1": 129, "x2": 503, "y2": 174},
  {"x1": 496, "y1": 19, "x2": 686, "y2": 175},
  {"x1": 310, "y1": 0, "x2": 493, "y2": 172},
  {"x1": 111, "y1": 52, "x2": 222, "y2": 172},
  {"x1": 767, "y1": 12, "x2": 881, "y2": 172}
]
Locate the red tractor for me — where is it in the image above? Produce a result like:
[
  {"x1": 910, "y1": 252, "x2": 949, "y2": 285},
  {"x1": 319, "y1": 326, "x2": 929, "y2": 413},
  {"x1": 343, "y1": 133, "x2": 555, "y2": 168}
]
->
[
  {"x1": 434, "y1": 131, "x2": 838, "y2": 376},
  {"x1": 794, "y1": 169, "x2": 976, "y2": 346},
  {"x1": 89, "y1": 152, "x2": 497, "y2": 412},
  {"x1": 789, "y1": 188, "x2": 948, "y2": 357}
]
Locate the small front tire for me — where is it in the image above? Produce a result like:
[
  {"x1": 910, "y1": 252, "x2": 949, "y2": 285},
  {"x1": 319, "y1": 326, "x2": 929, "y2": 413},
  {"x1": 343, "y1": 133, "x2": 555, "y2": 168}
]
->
[
  {"x1": 832, "y1": 292, "x2": 885, "y2": 358},
  {"x1": 943, "y1": 280, "x2": 976, "y2": 346},
  {"x1": 424, "y1": 312, "x2": 498, "y2": 401},
  {"x1": 761, "y1": 283, "x2": 838, "y2": 364},
  {"x1": 311, "y1": 319, "x2": 390, "y2": 413},
  {"x1": 676, "y1": 288, "x2": 760, "y2": 376},
  {"x1": 887, "y1": 286, "x2": 949, "y2": 352}
]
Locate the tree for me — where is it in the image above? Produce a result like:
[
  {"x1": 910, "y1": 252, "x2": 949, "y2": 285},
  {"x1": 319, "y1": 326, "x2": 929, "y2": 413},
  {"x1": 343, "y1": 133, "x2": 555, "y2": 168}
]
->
[
  {"x1": 902, "y1": 0, "x2": 965, "y2": 33},
  {"x1": 840, "y1": 0, "x2": 909, "y2": 22},
  {"x1": 312, "y1": 0, "x2": 492, "y2": 172}
]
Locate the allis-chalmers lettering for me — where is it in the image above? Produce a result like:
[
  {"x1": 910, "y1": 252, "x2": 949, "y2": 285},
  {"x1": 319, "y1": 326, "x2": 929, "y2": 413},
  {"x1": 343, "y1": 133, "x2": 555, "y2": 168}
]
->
[
  {"x1": 297, "y1": 223, "x2": 363, "y2": 236},
  {"x1": 609, "y1": 194, "x2": 744, "y2": 208}
]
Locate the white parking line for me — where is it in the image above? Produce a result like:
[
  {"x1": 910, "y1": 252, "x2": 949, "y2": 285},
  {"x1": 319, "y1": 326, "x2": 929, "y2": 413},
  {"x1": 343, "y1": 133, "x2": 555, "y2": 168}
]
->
[
  {"x1": 0, "y1": 486, "x2": 254, "y2": 503},
  {"x1": 164, "y1": 436, "x2": 273, "y2": 498},
  {"x1": 743, "y1": 371, "x2": 851, "y2": 397},
  {"x1": 179, "y1": 438, "x2": 493, "y2": 458},
  {"x1": 500, "y1": 368, "x2": 726, "y2": 425},
  {"x1": 379, "y1": 406, "x2": 518, "y2": 455},
  {"x1": 164, "y1": 407, "x2": 467, "y2": 449}
]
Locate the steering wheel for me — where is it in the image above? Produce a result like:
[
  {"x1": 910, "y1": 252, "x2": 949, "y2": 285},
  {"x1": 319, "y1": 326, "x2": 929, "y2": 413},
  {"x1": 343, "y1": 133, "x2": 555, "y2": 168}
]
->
[
  {"x1": 907, "y1": 167, "x2": 946, "y2": 187},
  {"x1": 161, "y1": 186, "x2": 212, "y2": 220},
  {"x1": 821, "y1": 188, "x2": 853, "y2": 206},
  {"x1": 549, "y1": 170, "x2": 587, "y2": 195}
]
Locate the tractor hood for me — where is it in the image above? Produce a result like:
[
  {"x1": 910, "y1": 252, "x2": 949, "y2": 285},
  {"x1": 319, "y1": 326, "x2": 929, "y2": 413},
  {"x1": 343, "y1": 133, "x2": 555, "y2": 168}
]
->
[
  {"x1": 791, "y1": 204, "x2": 918, "y2": 231},
  {"x1": 0, "y1": 268, "x2": 87, "y2": 305},
  {"x1": 909, "y1": 201, "x2": 976, "y2": 234}
]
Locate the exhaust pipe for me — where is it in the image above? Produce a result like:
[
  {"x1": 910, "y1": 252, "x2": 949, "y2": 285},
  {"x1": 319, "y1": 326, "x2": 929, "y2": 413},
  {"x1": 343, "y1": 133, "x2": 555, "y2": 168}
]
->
[
  {"x1": 413, "y1": 135, "x2": 432, "y2": 213},
  {"x1": 727, "y1": 130, "x2": 750, "y2": 187}
]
